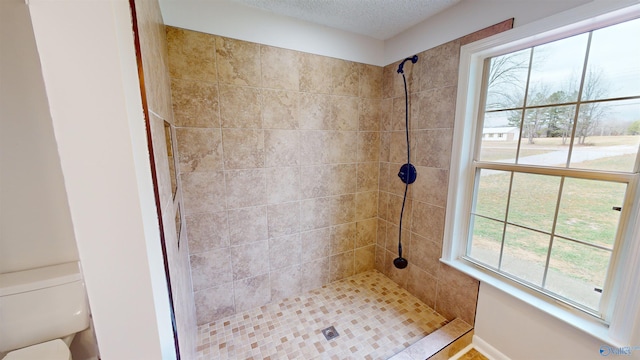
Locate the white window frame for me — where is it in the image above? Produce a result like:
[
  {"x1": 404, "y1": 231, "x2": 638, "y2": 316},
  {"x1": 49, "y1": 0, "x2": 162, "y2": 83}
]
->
[{"x1": 442, "y1": 1, "x2": 640, "y2": 346}]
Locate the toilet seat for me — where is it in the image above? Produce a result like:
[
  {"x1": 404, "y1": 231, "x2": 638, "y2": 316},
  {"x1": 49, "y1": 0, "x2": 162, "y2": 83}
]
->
[{"x1": 4, "y1": 339, "x2": 71, "y2": 360}]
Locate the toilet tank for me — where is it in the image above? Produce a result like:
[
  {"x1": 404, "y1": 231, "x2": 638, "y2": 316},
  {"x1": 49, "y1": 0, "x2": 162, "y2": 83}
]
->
[{"x1": 0, "y1": 262, "x2": 90, "y2": 352}]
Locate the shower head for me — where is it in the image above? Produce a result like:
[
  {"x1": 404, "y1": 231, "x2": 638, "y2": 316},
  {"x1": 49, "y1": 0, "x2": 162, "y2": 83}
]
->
[{"x1": 397, "y1": 55, "x2": 418, "y2": 74}]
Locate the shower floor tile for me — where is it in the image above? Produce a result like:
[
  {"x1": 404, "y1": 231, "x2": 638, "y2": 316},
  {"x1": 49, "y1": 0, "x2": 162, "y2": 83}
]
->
[
  {"x1": 195, "y1": 270, "x2": 448, "y2": 360},
  {"x1": 457, "y1": 348, "x2": 489, "y2": 360}
]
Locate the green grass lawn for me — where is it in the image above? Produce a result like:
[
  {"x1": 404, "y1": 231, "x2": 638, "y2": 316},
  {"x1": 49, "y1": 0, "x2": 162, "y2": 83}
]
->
[
  {"x1": 470, "y1": 148, "x2": 632, "y2": 287},
  {"x1": 575, "y1": 153, "x2": 637, "y2": 172}
]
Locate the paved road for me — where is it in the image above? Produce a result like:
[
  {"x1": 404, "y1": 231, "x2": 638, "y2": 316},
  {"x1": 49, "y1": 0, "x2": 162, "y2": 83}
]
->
[
  {"x1": 481, "y1": 144, "x2": 638, "y2": 175},
  {"x1": 514, "y1": 144, "x2": 638, "y2": 166}
]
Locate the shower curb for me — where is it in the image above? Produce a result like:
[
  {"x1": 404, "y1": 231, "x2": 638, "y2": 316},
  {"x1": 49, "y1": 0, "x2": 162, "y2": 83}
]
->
[{"x1": 388, "y1": 318, "x2": 473, "y2": 360}]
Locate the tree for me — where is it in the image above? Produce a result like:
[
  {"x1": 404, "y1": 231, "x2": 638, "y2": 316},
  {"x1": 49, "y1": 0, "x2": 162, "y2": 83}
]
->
[
  {"x1": 508, "y1": 90, "x2": 549, "y2": 144},
  {"x1": 545, "y1": 91, "x2": 574, "y2": 144},
  {"x1": 574, "y1": 69, "x2": 609, "y2": 145},
  {"x1": 486, "y1": 50, "x2": 530, "y2": 109},
  {"x1": 628, "y1": 120, "x2": 640, "y2": 135},
  {"x1": 487, "y1": 51, "x2": 612, "y2": 145}
]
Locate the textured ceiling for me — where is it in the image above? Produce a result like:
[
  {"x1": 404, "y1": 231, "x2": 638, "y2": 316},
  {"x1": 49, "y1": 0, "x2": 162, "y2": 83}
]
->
[{"x1": 227, "y1": 0, "x2": 461, "y2": 40}]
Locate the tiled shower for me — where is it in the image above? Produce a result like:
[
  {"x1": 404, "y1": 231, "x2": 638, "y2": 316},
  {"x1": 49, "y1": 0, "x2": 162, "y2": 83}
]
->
[
  {"x1": 165, "y1": 24, "x2": 500, "y2": 327},
  {"x1": 131, "y1": 0, "x2": 511, "y2": 357},
  {"x1": 167, "y1": 26, "x2": 383, "y2": 324}
]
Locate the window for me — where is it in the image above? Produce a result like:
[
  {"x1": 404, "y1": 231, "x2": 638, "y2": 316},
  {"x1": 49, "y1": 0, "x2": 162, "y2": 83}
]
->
[
  {"x1": 469, "y1": 17, "x2": 640, "y2": 320},
  {"x1": 444, "y1": 2, "x2": 640, "y2": 344}
]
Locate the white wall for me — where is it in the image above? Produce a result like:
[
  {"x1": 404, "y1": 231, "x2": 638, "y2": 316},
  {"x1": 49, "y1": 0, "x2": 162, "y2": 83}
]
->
[
  {"x1": 159, "y1": 0, "x2": 385, "y2": 65},
  {"x1": 26, "y1": 0, "x2": 176, "y2": 358},
  {"x1": 159, "y1": 0, "x2": 598, "y2": 66},
  {"x1": 0, "y1": 0, "x2": 79, "y2": 274},
  {"x1": 383, "y1": 0, "x2": 593, "y2": 64},
  {"x1": 475, "y1": 283, "x2": 640, "y2": 360}
]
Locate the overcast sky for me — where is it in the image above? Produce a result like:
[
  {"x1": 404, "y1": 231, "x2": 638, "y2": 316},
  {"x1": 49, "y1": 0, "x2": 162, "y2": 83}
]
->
[{"x1": 486, "y1": 17, "x2": 640, "y2": 127}]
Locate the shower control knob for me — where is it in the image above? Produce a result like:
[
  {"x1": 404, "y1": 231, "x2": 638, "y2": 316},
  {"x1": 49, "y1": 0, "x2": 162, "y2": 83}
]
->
[{"x1": 397, "y1": 163, "x2": 417, "y2": 185}]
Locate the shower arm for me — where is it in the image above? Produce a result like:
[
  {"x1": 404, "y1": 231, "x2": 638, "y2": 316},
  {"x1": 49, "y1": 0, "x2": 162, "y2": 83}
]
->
[{"x1": 397, "y1": 55, "x2": 419, "y2": 74}]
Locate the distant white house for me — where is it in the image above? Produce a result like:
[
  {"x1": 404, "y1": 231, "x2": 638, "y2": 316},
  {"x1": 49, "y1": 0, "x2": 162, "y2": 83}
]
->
[{"x1": 482, "y1": 127, "x2": 520, "y2": 141}]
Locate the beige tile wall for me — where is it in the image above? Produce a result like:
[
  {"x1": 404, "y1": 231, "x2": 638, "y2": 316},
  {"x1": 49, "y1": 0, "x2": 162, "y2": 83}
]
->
[
  {"x1": 132, "y1": 1, "x2": 198, "y2": 358},
  {"x1": 165, "y1": 17, "x2": 513, "y2": 331},
  {"x1": 376, "y1": 20, "x2": 514, "y2": 326},
  {"x1": 166, "y1": 27, "x2": 381, "y2": 325}
]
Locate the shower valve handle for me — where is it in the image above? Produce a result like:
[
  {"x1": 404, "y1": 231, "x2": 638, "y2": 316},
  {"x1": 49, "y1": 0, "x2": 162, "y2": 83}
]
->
[{"x1": 397, "y1": 163, "x2": 417, "y2": 185}]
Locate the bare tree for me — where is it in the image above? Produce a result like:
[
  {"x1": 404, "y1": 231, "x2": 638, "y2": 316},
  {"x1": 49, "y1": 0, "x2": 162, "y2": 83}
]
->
[
  {"x1": 486, "y1": 49, "x2": 530, "y2": 109},
  {"x1": 486, "y1": 50, "x2": 611, "y2": 145},
  {"x1": 575, "y1": 69, "x2": 610, "y2": 144}
]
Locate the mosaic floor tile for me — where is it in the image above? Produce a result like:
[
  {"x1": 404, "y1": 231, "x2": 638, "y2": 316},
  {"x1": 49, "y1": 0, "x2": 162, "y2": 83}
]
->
[
  {"x1": 457, "y1": 348, "x2": 489, "y2": 360},
  {"x1": 196, "y1": 270, "x2": 448, "y2": 359}
]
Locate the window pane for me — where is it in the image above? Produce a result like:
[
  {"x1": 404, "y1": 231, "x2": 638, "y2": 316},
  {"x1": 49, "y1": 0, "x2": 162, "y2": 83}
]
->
[
  {"x1": 501, "y1": 225, "x2": 550, "y2": 286},
  {"x1": 485, "y1": 49, "x2": 530, "y2": 111},
  {"x1": 545, "y1": 238, "x2": 612, "y2": 311},
  {"x1": 507, "y1": 172, "x2": 560, "y2": 233},
  {"x1": 571, "y1": 98, "x2": 640, "y2": 172},
  {"x1": 479, "y1": 110, "x2": 521, "y2": 163},
  {"x1": 527, "y1": 34, "x2": 589, "y2": 106},
  {"x1": 468, "y1": 16, "x2": 640, "y2": 320},
  {"x1": 518, "y1": 105, "x2": 576, "y2": 166},
  {"x1": 468, "y1": 216, "x2": 503, "y2": 268},
  {"x1": 473, "y1": 169, "x2": 511, "y2": 220},
  {"x1": 555, "y1": 178, "x2": 625, "y2": 249},
  {"x1": 583, "y1": 18, "x2": 640, "y2": 101}
]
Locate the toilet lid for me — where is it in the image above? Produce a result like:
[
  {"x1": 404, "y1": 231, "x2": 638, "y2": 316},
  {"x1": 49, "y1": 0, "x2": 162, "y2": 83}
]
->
[{"x1": 4, "y1": 339, "x2": 70, "y2": 360}]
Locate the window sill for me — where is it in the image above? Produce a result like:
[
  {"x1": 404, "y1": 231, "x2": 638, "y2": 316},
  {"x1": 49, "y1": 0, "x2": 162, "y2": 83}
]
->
[{"x1": 440, "y1": 257, "x2": 626, "y2": 348}]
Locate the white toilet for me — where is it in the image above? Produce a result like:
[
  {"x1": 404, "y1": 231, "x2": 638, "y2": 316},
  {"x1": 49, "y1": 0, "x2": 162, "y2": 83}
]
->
[{"x1": 0, "y1": 262, "x2": 90, "y2": 359}]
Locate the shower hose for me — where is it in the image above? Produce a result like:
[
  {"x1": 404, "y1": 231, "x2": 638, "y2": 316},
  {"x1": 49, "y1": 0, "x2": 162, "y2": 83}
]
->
[{"x1": 394, "y1": 55, "x2": 418, "y2": 269}]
